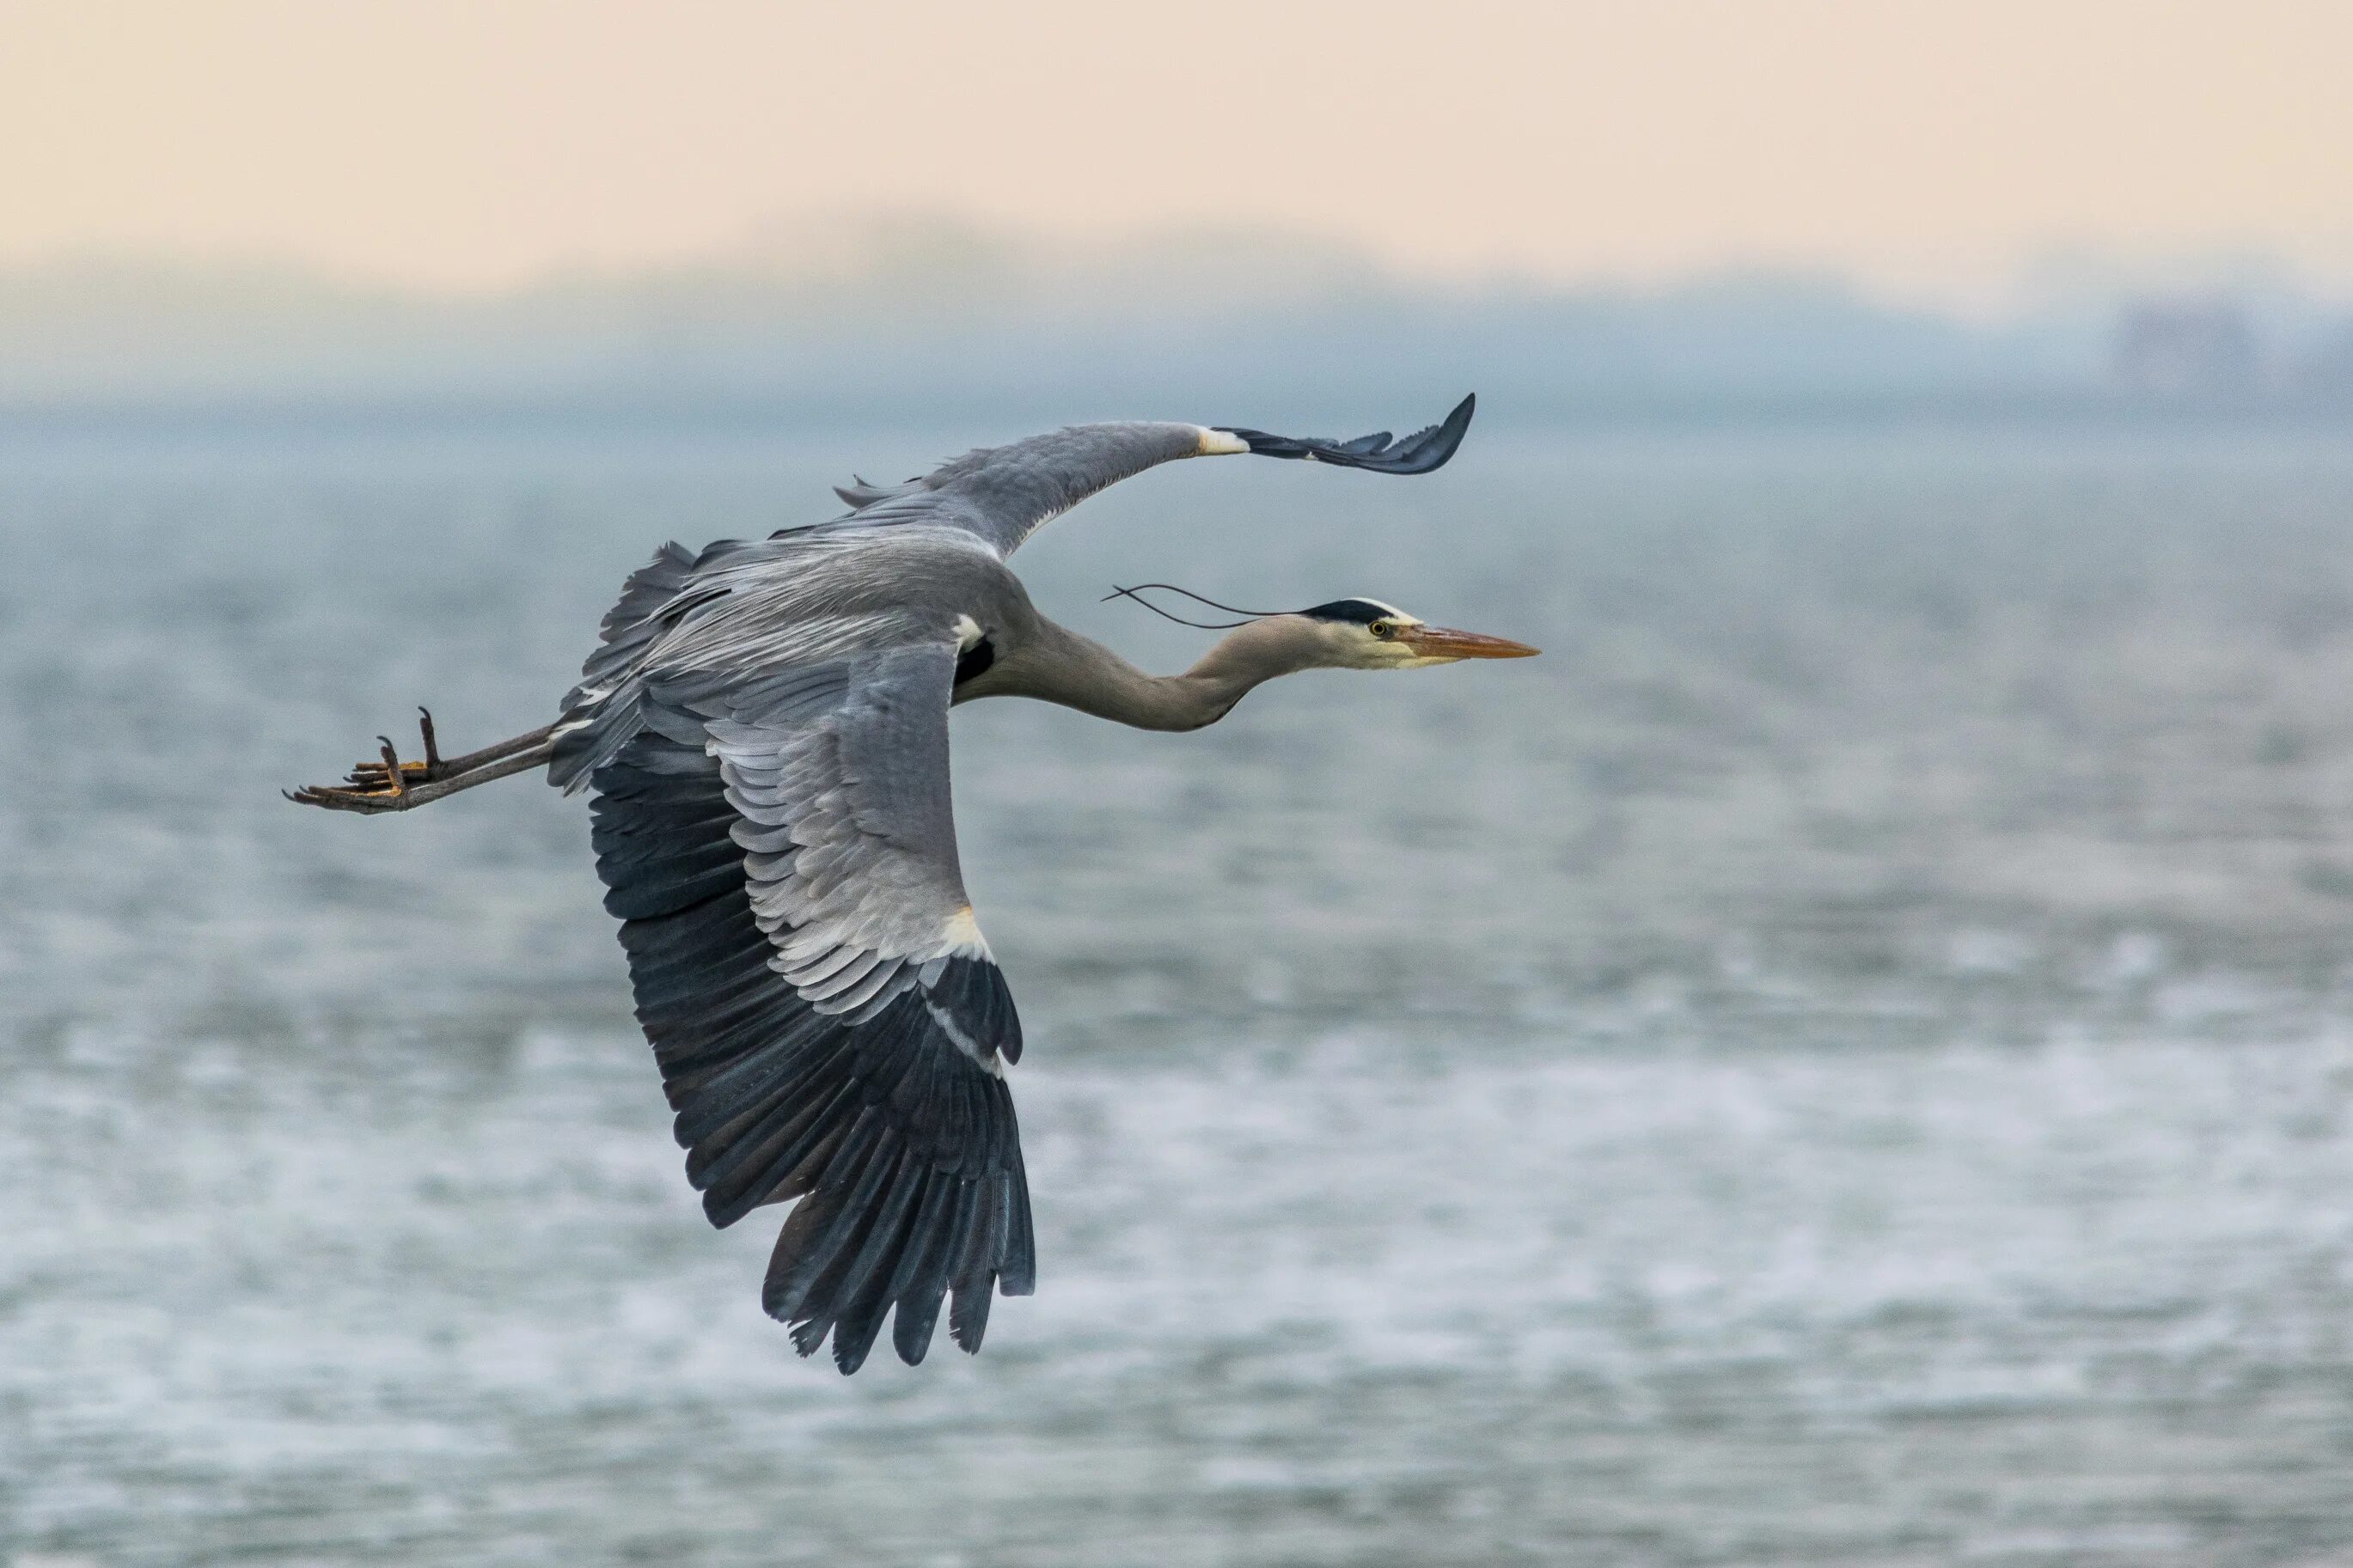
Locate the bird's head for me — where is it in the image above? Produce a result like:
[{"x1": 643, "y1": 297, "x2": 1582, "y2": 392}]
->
[
  {"x1": 1287, "y1": 597, "x2": 1540, "y2": 669},
  {"x1": 1104, "y1": 583, "x2": 1539, "y2": 679}
]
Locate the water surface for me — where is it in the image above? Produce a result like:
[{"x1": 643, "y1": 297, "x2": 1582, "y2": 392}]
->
[{"x1": 4, "y1": 423, "x2": 2352, "y2": 1565}]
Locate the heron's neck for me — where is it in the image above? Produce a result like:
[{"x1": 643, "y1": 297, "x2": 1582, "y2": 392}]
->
[{"x1": 994, "y1": 617, "x2": 1323, "y2": 732}]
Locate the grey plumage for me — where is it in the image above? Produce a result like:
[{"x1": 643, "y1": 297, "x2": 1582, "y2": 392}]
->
[
  {"x1": 291, "y1": 396, "x2": 1528, "y2": 1375},
  {"x1": 819, "y1": 421, "x2": 1213, "y2": 557}
]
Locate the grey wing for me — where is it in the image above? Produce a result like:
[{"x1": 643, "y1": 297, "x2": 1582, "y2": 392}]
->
[
  {"x1": 820, "y1": 394, "x2": 1476, "y2": 558},
  {"x1": 577, "y1": 638, "x2": 1033, "y2": 1374},
  {"x1": 825, "y1": 421, "x2": 1206, "y2": 558}
]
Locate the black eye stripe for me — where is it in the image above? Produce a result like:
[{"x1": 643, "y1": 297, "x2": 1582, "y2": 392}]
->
[{"x1": 1299, "y1": 599, "x2": 1395, "y2": 625}]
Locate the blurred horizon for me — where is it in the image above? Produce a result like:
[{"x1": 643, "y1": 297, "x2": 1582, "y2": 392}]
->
[{"x1": 4, "y1": 217, "x2": 2350, "y2": 425}]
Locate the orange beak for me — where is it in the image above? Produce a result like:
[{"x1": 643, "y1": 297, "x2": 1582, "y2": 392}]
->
[{"x1": 1398, "y1": 625, "x2": 1542, "y2": 661}]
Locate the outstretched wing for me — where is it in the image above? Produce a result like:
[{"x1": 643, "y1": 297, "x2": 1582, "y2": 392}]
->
[
  {"x1": 568, "y1": 638, "x2": 1032, "y2": 1373},
  {"x1": 821, "y1": 394, "x2": 1476, "y2": 558}
]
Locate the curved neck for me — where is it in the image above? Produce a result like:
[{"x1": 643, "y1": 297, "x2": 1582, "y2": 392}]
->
[{"x1": 981, "y1": 615, "x2": 1324, "y2": 731}]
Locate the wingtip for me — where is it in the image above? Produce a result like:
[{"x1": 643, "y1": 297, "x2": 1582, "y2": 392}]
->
[
  {"x1": 1416, "y1": 392, "x2": 1477, "y2": 470},
  {"x1": 1217, "y1": 393, "x2": 1479, "y2": 474}
]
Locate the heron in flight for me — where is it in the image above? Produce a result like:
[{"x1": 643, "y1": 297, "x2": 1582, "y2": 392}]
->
[{"x1": 291, "y1": 394, "x2": 1535, "y2": 1372}]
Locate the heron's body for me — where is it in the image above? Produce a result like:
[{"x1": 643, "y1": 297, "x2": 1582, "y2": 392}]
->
[{"x1": 293, "y1": 397, "x2": 1533, "y2": 1372}]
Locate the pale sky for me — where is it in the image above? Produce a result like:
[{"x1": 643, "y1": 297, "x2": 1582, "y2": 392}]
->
[{"x1": 4, "y1": 0, "x2": 2348, "y2": 302}]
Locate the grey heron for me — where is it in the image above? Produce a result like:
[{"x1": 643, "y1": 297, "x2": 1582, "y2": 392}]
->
[{"x1": 290, "y1": 394, "x2": 1535, "y2": 1373}]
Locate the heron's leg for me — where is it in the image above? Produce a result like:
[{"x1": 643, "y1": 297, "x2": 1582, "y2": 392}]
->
[{"x1": 287, "y1": 720, "x2": 558, "y2": 815}]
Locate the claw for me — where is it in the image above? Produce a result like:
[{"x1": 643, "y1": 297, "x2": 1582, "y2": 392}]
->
[
  {"x1": 288, "y1": 728, "x2": 416, "y2": 813},
  {"x1": 285, "y1": 781, "x2": 408, "y2": 815},
  {"x1": 342, "y1": 710, "x2": 444, "y2": 788},
  {"x1": 375, "y1": 737, "x2": 407, "y2": 800}
]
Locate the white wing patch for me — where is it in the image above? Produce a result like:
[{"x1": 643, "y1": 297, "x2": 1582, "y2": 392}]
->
[{"x1": 940, "y1": 906, "x2": 992, "y2": 959}]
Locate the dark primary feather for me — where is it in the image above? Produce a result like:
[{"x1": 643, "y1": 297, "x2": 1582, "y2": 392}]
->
[{"x1": 1215, "y1": 393, "x2": 1476, "y2": 474}]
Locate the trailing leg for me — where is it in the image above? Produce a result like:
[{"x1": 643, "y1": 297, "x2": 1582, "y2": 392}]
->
[{"x1": 287, "y1": 711, "x2": 556, "y2": 815}]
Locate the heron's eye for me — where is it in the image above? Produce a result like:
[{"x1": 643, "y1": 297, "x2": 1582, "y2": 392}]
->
[{"x1": 1369, "y1": 619, "x2": 1397, "y2": 639}]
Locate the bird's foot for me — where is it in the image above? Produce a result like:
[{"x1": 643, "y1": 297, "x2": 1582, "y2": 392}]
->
[
  {"x1": 285, "y1": 709, "x2": 443, "y2": 813},
  {"x1": 339, "y1": 707, "x2": 447, "y2": 789}
]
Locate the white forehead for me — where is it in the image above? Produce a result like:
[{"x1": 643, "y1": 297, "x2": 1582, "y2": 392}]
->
[{"x1": 1354, "y1": 597, "x2": 1418, "y2": 623}]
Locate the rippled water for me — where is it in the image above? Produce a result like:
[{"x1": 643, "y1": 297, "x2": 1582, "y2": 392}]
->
[{"x1": 4, "y1": 421, "x2": 2353, "y2": 1565}]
